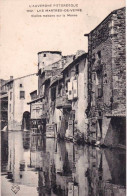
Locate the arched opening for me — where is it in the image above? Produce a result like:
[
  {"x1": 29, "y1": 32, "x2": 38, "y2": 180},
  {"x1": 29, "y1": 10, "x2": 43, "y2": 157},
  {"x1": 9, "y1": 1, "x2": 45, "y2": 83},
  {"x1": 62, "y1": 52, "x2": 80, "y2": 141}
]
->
[{"x1": 22, "y1": 111, "x2": 30, "y2": 130}]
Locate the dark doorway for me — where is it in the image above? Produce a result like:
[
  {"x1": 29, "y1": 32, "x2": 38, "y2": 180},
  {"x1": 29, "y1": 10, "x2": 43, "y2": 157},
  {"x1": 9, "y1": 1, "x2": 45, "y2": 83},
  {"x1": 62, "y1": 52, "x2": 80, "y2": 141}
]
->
[
  {"x1": 22, "y1": 111, "x2": 30, "y2": 130},
  {"x1": 98, "y1": 119, "x2": 102, "y2": 138}
]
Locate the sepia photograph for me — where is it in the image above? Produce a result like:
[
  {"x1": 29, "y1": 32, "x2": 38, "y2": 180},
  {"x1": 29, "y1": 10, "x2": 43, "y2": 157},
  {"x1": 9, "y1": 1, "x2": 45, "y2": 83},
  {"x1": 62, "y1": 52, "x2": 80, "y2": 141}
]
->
[{"x1": 0, "y1": 0, "x2": 126, "y2": 195}]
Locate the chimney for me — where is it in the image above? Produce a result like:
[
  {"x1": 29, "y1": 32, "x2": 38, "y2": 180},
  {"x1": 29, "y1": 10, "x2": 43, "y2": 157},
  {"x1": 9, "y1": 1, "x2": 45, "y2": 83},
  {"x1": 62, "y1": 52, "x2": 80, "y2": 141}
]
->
[{"x1": 10, "y1": 76, "x2": 13, "y2": 81}]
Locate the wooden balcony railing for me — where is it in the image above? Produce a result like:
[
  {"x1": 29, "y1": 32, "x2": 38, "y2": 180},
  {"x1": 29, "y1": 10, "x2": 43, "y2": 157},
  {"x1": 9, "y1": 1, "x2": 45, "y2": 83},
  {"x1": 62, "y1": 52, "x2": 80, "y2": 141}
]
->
[
  {"x1": 56, "y1": 95, "x2": 72, "y2": 109},
  {"x1": 56, "y1": 96, "x2": 63, "y2": 109}
]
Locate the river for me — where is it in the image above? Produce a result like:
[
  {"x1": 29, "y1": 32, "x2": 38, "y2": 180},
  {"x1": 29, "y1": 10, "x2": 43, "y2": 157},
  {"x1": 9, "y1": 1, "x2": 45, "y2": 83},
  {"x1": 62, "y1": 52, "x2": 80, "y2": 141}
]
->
[{"x1": 1, "y1": 131, "x2": 126, "y2": 196}]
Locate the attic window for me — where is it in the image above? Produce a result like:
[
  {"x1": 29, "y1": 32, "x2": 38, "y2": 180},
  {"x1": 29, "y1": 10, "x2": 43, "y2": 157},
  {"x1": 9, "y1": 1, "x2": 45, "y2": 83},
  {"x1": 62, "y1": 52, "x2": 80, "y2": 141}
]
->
[
  {"x1": 76, "y1": 64, "x2": 79, "y2": 75},
  {"x1": 97, "y1": 51, "x2": 101, "y2": 59},
  {"x1": 44, "y1": 54, "x2": 46, "y2": 57}
]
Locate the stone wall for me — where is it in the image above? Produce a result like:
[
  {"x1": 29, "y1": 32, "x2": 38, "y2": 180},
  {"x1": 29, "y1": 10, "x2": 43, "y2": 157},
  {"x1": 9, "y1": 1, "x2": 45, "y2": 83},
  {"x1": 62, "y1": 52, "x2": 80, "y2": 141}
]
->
[
  {"x1": 111, "y1": 8, "x2": 126, "y2": 114},
  {"x1": 87, "y1": 7, "x2": 126, "y2": 147},
  {"x1": 88, "y1": 7, "x2": 125, "y2": 116}
]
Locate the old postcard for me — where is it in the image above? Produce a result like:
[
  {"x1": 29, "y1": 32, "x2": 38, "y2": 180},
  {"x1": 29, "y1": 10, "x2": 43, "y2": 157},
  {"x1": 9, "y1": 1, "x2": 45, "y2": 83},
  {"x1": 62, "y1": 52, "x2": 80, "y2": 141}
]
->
[{"x1": 0, "y1": 0, "x2": 126, "y2": 195}]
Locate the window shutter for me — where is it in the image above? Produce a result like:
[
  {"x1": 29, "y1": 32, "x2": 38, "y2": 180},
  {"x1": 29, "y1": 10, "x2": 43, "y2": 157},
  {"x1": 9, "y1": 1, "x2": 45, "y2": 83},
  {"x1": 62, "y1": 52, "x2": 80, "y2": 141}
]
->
[
  {"x1": 73, "y1": 80, "x2": 78, "y2": 99},
  {"x1": 68, "y1": 82, "x2": 73, "y2": 100}
]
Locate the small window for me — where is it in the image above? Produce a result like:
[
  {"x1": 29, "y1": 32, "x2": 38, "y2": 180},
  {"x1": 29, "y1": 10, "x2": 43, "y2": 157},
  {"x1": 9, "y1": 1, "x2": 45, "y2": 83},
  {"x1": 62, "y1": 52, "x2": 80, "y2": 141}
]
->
[
  {"x1": 20, "y1": 84, "x2": 22, "y2": 87},
  {"x1": 51, "y1": 87, "x2": 56, "y2": 101},
  {"x1": 97, "y1": 51, "x2": 101, "y2": 59},
  {"x1": 58, "y1": 85, "x2": 62, "y2": 96},
  {"x1": 69, "y1": 90, "x2": 71, "y2": 95},
  {"x1": 10, "y1": 104, "x2": 11, "y2": 112},
  {"x1": 43, "y1": 54, "x2": 46, "y2": 57},
  {"x1": 99, "y1": 111, "x2": 102, "y2": 116},
  {"x1": 98, "y1": 88, "x2": 103, "y2": 98},
  {"x1": 76, "y1": 64, "x2": 79, "y2": 75},
  {"x1": 20, "y1": 91, "x2": 25, "y2": 99},
  {"x1": 10, "y1": 92, "x2": 12, "y2": 100}
]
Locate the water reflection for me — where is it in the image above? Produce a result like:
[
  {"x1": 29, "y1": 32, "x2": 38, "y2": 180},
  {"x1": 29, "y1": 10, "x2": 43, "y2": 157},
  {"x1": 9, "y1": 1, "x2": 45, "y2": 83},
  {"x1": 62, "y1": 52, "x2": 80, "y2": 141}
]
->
[{"x1": 1, "y1": 131, "x2": 126, "y2": 196}]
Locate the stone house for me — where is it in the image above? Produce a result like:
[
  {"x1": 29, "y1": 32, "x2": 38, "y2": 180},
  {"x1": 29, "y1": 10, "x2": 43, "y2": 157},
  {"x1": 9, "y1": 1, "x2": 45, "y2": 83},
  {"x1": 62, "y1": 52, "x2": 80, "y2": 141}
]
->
[
  {"x1": 7, "y1": 74, "x2": 38, "y2": 130},
  {"x1": 84, "y1": 7, "x2": 126, "y2": 148},
  {"x1": 56, "y1": 51, "x2": 88, "y2": 140}
]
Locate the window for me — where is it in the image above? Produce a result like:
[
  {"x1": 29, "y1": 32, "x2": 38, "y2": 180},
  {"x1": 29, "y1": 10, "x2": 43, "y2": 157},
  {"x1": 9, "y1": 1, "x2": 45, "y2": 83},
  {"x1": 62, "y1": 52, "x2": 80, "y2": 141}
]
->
[
  {"x1": 96, "y1": 70, "x2": 103, "y2": 98},
  {"x1": 73, "y1": 89, "x2": 76, "y2": 94},
  {"x1": 98, "y1": 88, "x2": 103, "y2": 98},
  {"x1": 69, "y1": 90, "x2": 72, "y2": 95},
  {"x1": 51, "y1": 87, "x2": 56, "y2": 101},
  {"x1": 99, "y1": 111, "x2": 102, "y2": 116},
  {"x1": 36, "y1": 108, "x2": 40, "y2": 113},
  {"x1": 9, "y1": 82, "x2": 13, "y2": 90},
  {"x1": 20, "y1": 91, "x2": 25, "y2": 99},
  {"x1": 65, "y1": 82, "x2": 68, "y2": 93},
  {"x1": 76, "y1": 64, "x2": 79, "y2": 75},
  {"x1": 10, "y1": 104, "x2": 11, "y2": 112},
  {"x1": 43, "y1": 54, "x2": 46, "y2": 57},
  {"x1": 10, "y1": 92, "x2": 12, "y2": 100},
  {"x1": 58, "y1": 85, "x2": 62, "y2": 96},
  {"x1": 20, "y1": 84, "x2": 22, "y2": 87},
  {"x1": 97, "y1": 51, "x2": 101, "y2": 59}
]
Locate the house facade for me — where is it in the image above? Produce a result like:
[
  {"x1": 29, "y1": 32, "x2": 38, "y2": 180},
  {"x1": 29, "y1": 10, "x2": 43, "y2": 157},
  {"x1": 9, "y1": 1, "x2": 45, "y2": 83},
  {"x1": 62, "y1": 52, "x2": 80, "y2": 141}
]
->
[
  {"x1": 60, "y1": 51, "x2": 88, "y2": 141},
  {"x1": 85, "y1": 7, "x2": 126, "y2": 148},
  {"x1": 7, "y1": 74, "x2": 38, "y2": 130}
]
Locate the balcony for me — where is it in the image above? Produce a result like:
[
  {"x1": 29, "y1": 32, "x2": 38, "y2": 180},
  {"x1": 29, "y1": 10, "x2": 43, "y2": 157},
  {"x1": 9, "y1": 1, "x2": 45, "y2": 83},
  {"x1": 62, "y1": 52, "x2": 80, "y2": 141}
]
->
[
  {"x1": 56, "y1": 95, "x2": 72, "y2": 109},
  {"x1": 56, "y1": 96, "x2": 63, "y2": 109},
  {"x1": 62, "y1": 95, "x2": 72, "y2": 109}
]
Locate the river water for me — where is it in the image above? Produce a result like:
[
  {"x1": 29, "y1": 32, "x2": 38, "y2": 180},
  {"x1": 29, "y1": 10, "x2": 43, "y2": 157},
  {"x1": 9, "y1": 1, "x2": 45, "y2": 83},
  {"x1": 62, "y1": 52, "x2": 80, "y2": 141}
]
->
[{"x1": 1, "y1": 131, "x2": 126, "y2": 196}]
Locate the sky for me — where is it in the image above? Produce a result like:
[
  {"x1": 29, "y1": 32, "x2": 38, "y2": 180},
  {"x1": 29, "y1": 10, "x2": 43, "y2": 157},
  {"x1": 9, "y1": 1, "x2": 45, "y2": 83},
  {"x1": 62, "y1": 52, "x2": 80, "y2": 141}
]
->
[{"x1": 0, "y1": 0, "x2": 125, "y2": 79}]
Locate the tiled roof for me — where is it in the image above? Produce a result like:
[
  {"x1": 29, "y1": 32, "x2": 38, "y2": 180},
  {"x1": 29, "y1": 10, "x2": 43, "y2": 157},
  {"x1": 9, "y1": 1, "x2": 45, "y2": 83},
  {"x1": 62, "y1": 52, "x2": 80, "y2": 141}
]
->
[{"x1": 27, "y1": 96, "x2": 44, "y2": 104}]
